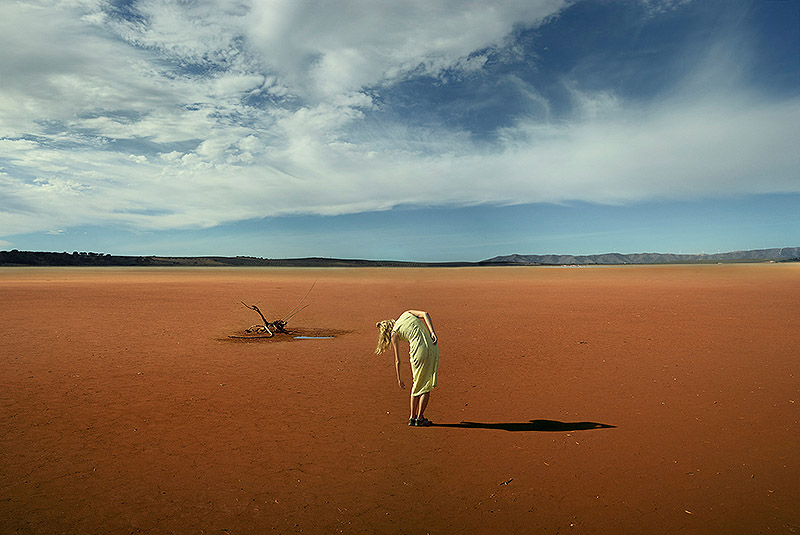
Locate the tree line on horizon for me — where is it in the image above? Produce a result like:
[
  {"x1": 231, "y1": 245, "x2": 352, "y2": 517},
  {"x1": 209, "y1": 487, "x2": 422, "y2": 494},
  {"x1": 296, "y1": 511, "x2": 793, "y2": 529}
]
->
[
  {"x1": 0, "y1": 250, "x2": 467, "y2": 267},
  {"x1": 1, "y1": 248, "x2": 799, "y2": 267},
  {"x1": 0, "y1": 250, "x2": 154, "y2": 266}
]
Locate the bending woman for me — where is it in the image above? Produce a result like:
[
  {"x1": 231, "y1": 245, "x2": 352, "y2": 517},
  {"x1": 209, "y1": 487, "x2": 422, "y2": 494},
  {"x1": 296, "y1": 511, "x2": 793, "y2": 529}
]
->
[{"x1": 376, "y1": 310, "x2": 439, "y2": 427}]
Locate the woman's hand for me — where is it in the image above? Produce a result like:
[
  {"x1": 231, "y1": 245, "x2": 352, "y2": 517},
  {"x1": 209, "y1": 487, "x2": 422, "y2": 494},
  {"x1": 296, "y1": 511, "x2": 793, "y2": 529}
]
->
[
  {"x1": 430, "y1": 332, "x2": 438, "y2": 345},
  {"x1": 398, "y1": 378, "x2": 406, "y2": 389}
]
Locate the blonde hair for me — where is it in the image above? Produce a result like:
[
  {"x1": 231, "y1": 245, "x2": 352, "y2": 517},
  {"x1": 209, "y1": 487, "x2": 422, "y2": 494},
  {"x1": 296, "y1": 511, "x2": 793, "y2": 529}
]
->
[{"x1": 375, "y1": 319, "x2": 396, "y2": 354}]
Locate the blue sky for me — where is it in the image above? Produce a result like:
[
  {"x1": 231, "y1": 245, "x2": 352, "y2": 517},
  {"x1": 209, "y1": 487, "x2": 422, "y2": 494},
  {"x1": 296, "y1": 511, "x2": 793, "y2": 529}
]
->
[{"x1": 1, "y1": 0, "x2": 798, "y2": 262}]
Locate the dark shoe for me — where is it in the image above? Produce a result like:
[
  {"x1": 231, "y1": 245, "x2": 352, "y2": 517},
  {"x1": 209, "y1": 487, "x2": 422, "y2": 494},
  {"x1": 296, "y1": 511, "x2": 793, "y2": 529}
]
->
[
  {"x1": 408, "y1": 418, "x2": 417, "y2": 426},
  {"x1": 415, "y1": 417, "x2": 433, "y2": 427}
]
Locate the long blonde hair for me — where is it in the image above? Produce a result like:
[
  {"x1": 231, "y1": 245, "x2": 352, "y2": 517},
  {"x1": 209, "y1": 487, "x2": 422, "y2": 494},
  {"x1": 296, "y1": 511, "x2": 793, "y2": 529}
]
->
[{"x1": 375, "y1": 319, "x2": 395, "y2": 354}]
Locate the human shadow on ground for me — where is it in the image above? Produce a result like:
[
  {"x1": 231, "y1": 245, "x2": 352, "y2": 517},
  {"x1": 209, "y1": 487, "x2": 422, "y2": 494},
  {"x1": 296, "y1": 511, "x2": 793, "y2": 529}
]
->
[{"x1": 432, "y1": 419, "x2": 615, "y2": 432}]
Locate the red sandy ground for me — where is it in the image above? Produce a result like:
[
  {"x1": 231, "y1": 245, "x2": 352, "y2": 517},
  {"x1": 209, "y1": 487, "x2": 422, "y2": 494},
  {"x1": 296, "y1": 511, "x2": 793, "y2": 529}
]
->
[{"x1": 1, "y1": 265, "x2": 798, "y2": 534}]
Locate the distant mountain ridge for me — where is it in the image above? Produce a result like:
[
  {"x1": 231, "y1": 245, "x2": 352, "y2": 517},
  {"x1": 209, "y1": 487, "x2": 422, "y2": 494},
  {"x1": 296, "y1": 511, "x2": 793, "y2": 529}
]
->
[
  {"x1": 1, "y1": 247, "x2": 798, "y2": 267},
  {"x1": 484, "y1": 247, "x2": 800, "y2": 265}
]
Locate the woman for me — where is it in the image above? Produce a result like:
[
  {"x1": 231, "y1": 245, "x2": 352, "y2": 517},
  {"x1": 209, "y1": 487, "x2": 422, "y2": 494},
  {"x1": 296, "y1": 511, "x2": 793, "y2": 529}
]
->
[{"x1": 375, "y1": 310, "x2": 439, "y2": 427}]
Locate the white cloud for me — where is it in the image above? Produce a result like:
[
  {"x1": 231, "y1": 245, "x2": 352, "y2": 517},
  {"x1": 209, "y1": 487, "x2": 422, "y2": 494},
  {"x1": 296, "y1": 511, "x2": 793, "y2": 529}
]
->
[
  {"x1": 0, "y1": 0, "x2": 797, "y2": 242},
  {"x1": 488, "y1": 94, "x2": 800, "y2": 203},
  {"x1": 244, "y1": 0, "x2": 570, "y2": 99},
  {"x1": 0, "y1": 1, "x2": 177, "y2": 135},
  {"x1": 639, "y1": 0, "x2": 693, "y2": 17}
]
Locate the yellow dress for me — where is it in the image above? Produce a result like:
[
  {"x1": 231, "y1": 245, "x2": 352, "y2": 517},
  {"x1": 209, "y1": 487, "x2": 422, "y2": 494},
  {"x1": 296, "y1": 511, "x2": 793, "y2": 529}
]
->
[{"x1": 392, "y1": 311, "x2": 439, "y2": 396}]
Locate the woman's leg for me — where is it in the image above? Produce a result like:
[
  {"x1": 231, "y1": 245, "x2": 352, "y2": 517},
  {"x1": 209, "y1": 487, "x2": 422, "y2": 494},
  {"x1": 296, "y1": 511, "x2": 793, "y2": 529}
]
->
[
  {"x1": 417, "y1": 392, "x2": 430, "y2": 419},
  {"x1": 409, "y1": 392, "x2": 429, "y2": 419}
]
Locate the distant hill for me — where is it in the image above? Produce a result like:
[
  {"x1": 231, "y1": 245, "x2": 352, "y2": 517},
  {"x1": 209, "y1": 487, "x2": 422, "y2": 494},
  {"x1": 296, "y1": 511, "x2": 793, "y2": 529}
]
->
[
  {"x1": 483, "y1": 247, "x2": 800, "y2": 265},
  {"x1": 1, "y1": 247, "x2": 798, "y2": 267}
]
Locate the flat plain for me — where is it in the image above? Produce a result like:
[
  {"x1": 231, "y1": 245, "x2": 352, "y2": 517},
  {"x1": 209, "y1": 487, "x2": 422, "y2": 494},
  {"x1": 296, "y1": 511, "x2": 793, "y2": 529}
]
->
[{"x1": 1, "y1": 265, "x2": 798, "y2": 534}]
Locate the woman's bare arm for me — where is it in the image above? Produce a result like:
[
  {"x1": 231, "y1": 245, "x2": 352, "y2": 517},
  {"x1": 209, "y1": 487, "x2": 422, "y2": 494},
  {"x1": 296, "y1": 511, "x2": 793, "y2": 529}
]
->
[
  {"x1": 406, "y1": 310, "x2": 437, "y2": 344},
  {"x1": 391, "y1": 333, "x2": 405, "y2": 389}
]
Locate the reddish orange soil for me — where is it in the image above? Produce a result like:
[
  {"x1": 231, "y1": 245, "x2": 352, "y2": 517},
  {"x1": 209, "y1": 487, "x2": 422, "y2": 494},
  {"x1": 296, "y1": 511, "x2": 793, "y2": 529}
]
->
[{"x1": 1, "y1": 265, "x2": 798, "y2": 534}]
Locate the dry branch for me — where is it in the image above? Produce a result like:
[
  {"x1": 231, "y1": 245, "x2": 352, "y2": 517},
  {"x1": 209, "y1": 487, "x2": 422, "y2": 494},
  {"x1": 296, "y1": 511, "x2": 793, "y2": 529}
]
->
[
  {"x1": 239, "y1": 280, "x2": 317, "y2": 337},
  {"x1": 241, "y1": 302, "x2": 274, "y2": 336}
]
